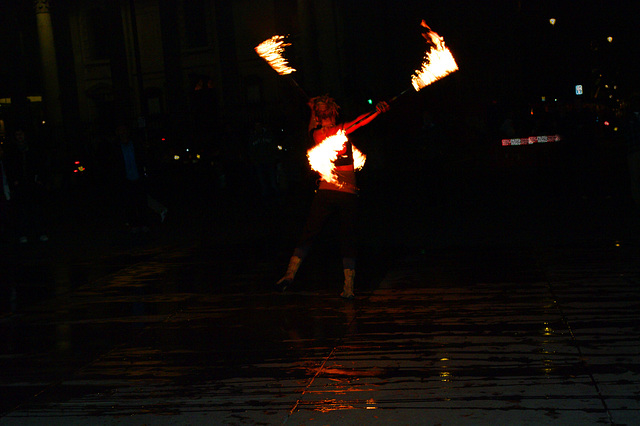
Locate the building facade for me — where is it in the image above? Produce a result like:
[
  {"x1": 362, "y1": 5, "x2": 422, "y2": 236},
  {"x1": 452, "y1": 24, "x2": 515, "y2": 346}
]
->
[
  {"x1": 1, "y1": 0, "x2": 349, "y2": 150},
  {"x1": 61, "y1": 0, "x2": 346, "y2": 144}
]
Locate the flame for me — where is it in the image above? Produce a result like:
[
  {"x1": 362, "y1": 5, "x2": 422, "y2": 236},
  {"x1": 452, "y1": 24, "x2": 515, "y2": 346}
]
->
[
  {"x1": 307, "y1": 129, "x2": 365, "y2": 186},
  {"x1": 411, "y1": 21, "x2": 458, "y2": 91},
  {"x1": 352, "y1": 146, "x2": 366, "y2": 170},
  {"x1": 255, "y1": 35, "x2": 296, "y2": 75}
]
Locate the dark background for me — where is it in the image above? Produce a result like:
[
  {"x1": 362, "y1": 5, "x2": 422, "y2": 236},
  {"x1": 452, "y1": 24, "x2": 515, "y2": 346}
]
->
[{"x1": 0, "y1": 0, "x2": 638, "y2": 252}]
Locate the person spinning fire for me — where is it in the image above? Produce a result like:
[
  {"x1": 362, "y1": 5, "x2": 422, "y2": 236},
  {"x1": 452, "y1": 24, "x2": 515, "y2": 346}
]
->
[{"x1": 277, "y1": 95, "x2": 389, "y2": 299}]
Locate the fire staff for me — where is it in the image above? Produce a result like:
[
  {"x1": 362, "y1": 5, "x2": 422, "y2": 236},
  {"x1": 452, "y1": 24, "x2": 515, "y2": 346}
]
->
[{"x1": 277, "y1": 95, "x2": 389, "y2": 299}]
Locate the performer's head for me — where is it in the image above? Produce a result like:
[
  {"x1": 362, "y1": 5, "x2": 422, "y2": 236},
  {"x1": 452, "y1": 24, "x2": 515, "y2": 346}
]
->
[{"x1": 312, "y1": 95, "x2": 339, "y2": 122}]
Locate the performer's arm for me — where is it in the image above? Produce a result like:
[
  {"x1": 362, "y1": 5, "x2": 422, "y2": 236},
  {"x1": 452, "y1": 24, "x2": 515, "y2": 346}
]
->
[{"x1": 344, "y1": 102, "x2": 389, "y2": 134}]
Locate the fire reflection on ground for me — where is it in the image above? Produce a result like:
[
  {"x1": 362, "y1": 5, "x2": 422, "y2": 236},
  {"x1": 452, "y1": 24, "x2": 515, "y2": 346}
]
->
[
  {"x1": 307, "y1": 397, "x2": 378, "y2": 412},
  {"x1": 298, "y1": 362, "x2": 387, "y2": 412}
]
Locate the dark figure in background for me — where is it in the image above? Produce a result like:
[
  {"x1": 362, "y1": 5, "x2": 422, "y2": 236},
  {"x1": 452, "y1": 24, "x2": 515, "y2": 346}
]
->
[
  {"x1": 248, "y1": 121, "x2": 279, "y2": 199},
  {"x1": 112, "y1": 124, "x2": 149, "y2": 233},
  {"x1": 4, "y1": 128, "x2": 49, "y2": 243},
  {"x1": 277, "y1": 95, "x2": 389, "y2": 299},
  {"x1": 624, "y1": 96, "x2": 640, "y2": 213},
  {"x1": 0, "y1": 144, "x2": 11, "y2": 240}
]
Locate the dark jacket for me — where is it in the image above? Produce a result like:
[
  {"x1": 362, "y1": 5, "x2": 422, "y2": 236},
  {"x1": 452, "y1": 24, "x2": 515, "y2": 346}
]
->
[
  {"x1": 3, "y1": 137, "x2": 50, "y2": 194},
  {"x1": 103, "y1": 137, "x2": 148, "y2": 186}
]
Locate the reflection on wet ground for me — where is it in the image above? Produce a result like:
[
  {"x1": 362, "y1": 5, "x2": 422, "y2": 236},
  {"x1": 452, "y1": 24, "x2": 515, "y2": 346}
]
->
[
  {"x1": 1, "y1": 237, "x2": 639, "y2": 424},
  {"x1": 1, "y1": 165, "x2": 640, "y2": 424}
]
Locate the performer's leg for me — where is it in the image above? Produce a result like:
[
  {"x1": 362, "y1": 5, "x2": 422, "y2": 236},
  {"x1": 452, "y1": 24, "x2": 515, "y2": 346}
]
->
[
  {"x1": 277, "y1": 191, "x2": 334, "y2": 290},
  {"x1": 338, "y1": 193, "x2": 358, "y2": 299},
  {"x1": 341, "y1": 269, "x2": 355, "y2": 299},
  {"x1": 276, "y1": 255, "x2": 303, "y2": 289}
]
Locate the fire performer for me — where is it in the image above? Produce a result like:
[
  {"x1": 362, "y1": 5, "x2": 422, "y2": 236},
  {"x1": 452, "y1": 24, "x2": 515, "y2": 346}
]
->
[{"x1": 277, "y1": 95, "x2": 389, "y2": 299}]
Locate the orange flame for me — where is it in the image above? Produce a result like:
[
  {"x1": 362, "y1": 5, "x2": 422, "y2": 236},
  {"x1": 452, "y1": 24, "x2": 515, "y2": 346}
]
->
[
  {"x1": 255, "y1": 35, "x2": 296, "y2": 75},
  {"x1": 307, "y1": 130, "x2": 366, "y2": 186},
  {"x1": 411, "y1": 21, "x2": 458, "y2": 91}
]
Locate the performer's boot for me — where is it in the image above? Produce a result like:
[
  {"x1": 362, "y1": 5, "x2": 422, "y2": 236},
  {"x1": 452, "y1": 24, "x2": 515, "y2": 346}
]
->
[
  {"x1": 341, "y1": 268, "x2": 355, "y2": 299},
  {"x1": 276, "y1": 256, "x2": 302, "y2": 291}
]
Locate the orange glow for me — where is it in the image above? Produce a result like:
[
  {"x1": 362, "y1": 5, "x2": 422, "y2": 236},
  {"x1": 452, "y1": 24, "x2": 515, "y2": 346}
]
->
[
  {"x1": 307, "y1": 130, "x2": 365, "y2": 187},
  {"x1": 411, "y1": 21, "x2": 459, "y2": 91},
  {"x1": 255, "y1": 35, "x2": 296, "y2": 75},
  {"x1": 319, "y1": 367, "x2": 382, "y2": 377},
  {"x1": 311, "y1": 398, "x2": 378, "y2": 412},
  {"x1": 309, "y1": 398, "x2": 378, "y2": 412},
  {"x1": 314, "y1": 400, "x2": 355, "y2": 413}
]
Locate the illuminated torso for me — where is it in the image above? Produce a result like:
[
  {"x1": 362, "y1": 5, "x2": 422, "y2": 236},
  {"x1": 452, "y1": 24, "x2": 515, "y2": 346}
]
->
[{"x1": 312, "y1": 124, "x2": 357, "y2": 194}]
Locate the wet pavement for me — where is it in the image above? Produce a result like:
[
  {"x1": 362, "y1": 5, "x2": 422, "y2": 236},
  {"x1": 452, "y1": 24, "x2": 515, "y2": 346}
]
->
[{"x1": 1, "y1": 165, "x2": 640, "y2": 425}]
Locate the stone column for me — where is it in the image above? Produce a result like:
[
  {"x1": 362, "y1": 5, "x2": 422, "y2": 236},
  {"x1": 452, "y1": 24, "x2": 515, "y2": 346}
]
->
[{"x1": 34, "y1": 0, "x2": 63, "y2": 127}]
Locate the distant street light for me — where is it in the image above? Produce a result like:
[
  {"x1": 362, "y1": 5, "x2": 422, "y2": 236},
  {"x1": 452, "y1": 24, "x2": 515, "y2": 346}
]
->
[
  {"x1": 549, "y1": 18, "x2": 556, "y2": 26},
  {"x1": 607, "y1": 36, "x2": 613, "y2": 43}
]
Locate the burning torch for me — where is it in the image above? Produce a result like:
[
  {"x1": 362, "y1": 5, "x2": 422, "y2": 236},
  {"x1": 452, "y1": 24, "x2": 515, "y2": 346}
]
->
[
  {"x1": 346, "y1": 21, "x2": 458, "y2": 132},
  {"x1": 255, "y1": 35, "x2": 308, "y2": 100}
]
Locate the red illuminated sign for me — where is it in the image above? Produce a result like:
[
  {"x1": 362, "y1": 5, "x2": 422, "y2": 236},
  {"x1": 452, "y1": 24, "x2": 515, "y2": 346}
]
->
[{"x1": 501, "y1": 135, "x2": 562, "y2": 146}]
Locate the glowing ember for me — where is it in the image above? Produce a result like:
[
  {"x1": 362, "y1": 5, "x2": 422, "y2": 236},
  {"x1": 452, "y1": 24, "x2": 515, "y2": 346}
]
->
[
  {"x1": 307, "y1": 129, "x2": 366, "y2": 186},
  {"x1": 255, "y1": 35, "x2": 296, "y2": 75},
  {"x1": 411, "y1": 21, "x2": 458, "y2": 91}
]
